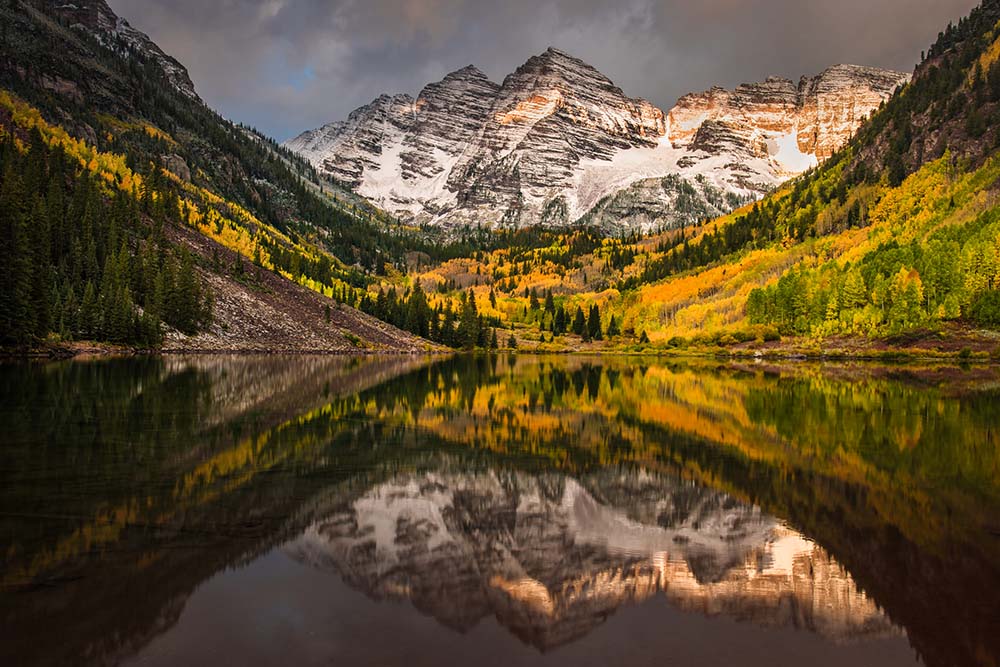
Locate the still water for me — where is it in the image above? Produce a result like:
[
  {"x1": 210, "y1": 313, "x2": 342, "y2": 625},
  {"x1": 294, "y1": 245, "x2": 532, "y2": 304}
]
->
[{"x1": 1, "y1": 355, "x2": 999, "y2": 666}]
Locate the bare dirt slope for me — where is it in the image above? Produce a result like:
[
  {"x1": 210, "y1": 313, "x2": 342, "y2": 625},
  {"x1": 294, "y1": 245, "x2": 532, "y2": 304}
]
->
[{"x1": 163, "y1": 224, "x2": 436, "y2": 354}]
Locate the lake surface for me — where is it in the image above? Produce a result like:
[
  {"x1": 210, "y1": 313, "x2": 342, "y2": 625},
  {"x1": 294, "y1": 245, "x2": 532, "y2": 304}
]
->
[{"x1": 1, "y1": 354, "x2": 999, "y2": 667}]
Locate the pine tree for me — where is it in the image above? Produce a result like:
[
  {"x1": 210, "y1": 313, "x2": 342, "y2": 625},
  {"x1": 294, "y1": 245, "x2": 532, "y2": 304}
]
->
[
  {"x1": 588, "y1": 304, "x2": 603, "y2": 341},
  {"x1": 30, "y1": 199, "x2": 52, "y2": 338},
  {"x1": 554, "y1": 307, "x2": 566, "y2": 334},
  {"x1": 79, "y1": 281, "x2": 98, "y2": 339},
  {"x1": 405, "y1": 279, "x2": 430, "y2": 338},
  {"x1": 458, "y1": 289, "x2": 480, "y2": 350},
  {"x1": 606, "y1": 314, "x2": 620, "y2": 337},
  {"x1": 0, "y1": 169, "x2": 34, "y2": 345},
  {"x1": 572, "y1": 306, "x2": 586, "y2": 336},
  {"x1": 529, "y1": 288, "x2": 540, "y2": 311}
]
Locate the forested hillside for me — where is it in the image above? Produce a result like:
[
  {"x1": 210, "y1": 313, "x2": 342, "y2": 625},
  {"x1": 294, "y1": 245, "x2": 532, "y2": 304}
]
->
[
  {"x1": 356, "y1": 0, "x2": 1000, "y2": 356},
  {"x1": 0, "y1": 127, "x2": 209, "y2": 347},
  {"x1": 2, "y1": 0, "x2": 999, "y2": 355},
  {"x1": 0, "y1": 0, "x2": 439, "y2": 351}
]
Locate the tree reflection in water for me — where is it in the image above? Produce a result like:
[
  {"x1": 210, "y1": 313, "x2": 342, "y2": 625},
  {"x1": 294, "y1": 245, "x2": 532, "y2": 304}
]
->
[{"x1": 1, "y1": 355, "x2": 998, "y2": 666}]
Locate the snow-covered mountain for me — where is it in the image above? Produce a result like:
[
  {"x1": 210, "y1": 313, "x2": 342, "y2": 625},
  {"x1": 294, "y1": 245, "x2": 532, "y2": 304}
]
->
[
  {"x1": 284, "y1": 468, "x2": 899, "y2": 650},
  {"x1": 286, "y1": 49, "x2": 909, "y2": 232}
]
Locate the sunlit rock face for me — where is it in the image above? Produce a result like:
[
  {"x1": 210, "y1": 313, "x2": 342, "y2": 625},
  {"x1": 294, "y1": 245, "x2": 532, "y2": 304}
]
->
[
  {"x1": 286, "y1": 51, "x2": 907, "y2": 233},
  {"x1": 668, "y1": 65, "x2": 909, "y2": 168},
  {"x1": 284, "y1": 468, "x2": 899, "y2": 650}
]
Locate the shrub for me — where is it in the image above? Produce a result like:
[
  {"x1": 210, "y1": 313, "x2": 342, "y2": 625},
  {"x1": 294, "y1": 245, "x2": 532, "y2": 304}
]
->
[
  {"x1": 717, "y1": 334, "x2": 738, "y2": 347},
  {"x1": 667, "y1": 336, "x2": 688, "y2": 348},
  {"x1": 968, "y1": 290, "x2": 1000, "y2": 328}
]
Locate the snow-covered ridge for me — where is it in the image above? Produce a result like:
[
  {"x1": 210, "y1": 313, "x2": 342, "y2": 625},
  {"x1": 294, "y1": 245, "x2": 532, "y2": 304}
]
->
[{"x1": 285, "y1": 49, "x2": 910, "y2": 233}]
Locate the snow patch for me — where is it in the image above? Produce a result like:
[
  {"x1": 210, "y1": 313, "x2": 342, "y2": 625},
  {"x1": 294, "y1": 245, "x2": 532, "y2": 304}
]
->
[
  {"x1": 570, "y1": 133, "x2": 774, "y2": 221},
  {"x1": 767, "y1": 129, "x2": 818, "y2": 174}
]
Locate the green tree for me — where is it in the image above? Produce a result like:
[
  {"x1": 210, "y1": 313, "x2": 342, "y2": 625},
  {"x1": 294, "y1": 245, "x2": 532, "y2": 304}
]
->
[
  {"x1": 606, "y1": 314, "x2": 620, "y2": 337},
  {"x1": 529, "y1": 288, "x2": 540, "y2": 311},
  {"x1": 588, "y1": 304, "x2": 603, "y2": 341},
  {"x1": 0, "y1": 169, "x2": 34, "y2": 345},
  {"x1": 840, "y1": 268, "x2": 868, "y2": 310},
  {"x1": 572, "y1": 306, "x2": 586, "y2": 336},
  {"x1": 405, "y1": 279, "x2": 430, "y2": 338},
  {"x1": 458, "y1": 289, "x2": 480, "y2": 350}
]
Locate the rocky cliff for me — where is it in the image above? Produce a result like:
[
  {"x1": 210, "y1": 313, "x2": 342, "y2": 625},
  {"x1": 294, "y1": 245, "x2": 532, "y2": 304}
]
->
[
  {"x1": 668, "y1": 64, "x2": 908, "y2": 166},
  {"x1": 43, "y1": 0, "x2": 200, "y2": 101},
  {"x1": 287, "y1": 51, "x2": 908, "y2": 233}
]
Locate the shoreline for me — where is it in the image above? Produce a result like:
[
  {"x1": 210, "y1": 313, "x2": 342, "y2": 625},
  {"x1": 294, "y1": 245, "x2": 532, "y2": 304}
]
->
[
  {"x1": 3, "y1": 341, "x2": 998, "y2": 365},
  {"x1": 0, "y1": 341, "x2": 449, "y2": 361}
]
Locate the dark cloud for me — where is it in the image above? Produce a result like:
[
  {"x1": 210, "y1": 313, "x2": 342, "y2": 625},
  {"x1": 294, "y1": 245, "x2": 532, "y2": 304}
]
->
[{"x1": 109, "y1": 0, "x2": 979, "y2": 141}]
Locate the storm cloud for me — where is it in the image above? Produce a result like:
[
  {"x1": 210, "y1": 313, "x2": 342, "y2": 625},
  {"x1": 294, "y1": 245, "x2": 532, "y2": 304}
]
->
[{"x1": 108, "y1": 0, "x2": 979, "y2": 141}]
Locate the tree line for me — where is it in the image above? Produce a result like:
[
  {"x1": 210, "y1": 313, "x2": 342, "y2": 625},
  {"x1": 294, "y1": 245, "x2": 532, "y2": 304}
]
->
[
  {"x1": 0, "y1": 128, "x2": 212, "y2": 347},
  {"x1": 747, "y1": 206, "x2": 1000, "y2": 335},
  {"x1": 357, "y1": 282, "x2": 503, "y2": 350}
]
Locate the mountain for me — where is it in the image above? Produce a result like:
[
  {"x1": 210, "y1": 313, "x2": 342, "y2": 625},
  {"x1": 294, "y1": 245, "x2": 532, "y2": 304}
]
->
[
  {"x1": 392, "y1": 1, "x2": 1000, "y2": 353},
  {"x1": 38, "y1": 0, "x2": 200, "y2": 101},
  {"x1": 0, "y1": 0, "x2": 433, "y2": 352},
  {"x1": 286, "y1": 50, "x2": 908, "y2": 232}
]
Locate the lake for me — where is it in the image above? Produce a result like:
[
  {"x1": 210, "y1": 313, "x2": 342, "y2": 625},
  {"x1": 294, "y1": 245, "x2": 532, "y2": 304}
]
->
[{"x1": 1, "y1": 354, "x2": 999, "y2": 666}]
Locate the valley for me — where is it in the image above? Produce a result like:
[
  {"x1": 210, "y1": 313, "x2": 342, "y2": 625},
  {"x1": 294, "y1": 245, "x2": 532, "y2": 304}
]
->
[
  {"x1": 2, "y1": 4, "x2": 999, "y2": 665},
  {"x1": 0, "y1": 0, "x2": 998, "y2": 358}
]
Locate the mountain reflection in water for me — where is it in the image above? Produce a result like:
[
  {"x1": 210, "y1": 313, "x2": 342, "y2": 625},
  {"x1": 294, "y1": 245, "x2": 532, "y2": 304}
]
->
[
  {"x1": 286, "y1": 468, "x2": 897, "y2": 651},
  {"x1": 1, "y1": 354, "x2": 998, "y2": 667}
]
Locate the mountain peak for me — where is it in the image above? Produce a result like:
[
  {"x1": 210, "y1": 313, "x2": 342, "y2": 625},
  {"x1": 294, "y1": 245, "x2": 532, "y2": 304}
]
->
[
  {"x1": 451, "y1": 64, "x2": 488, "y2": 78},
  {"x1": 534, "y1": 46, "x2": 588, "y2": 67},
  {"x1": 504, "y1": 46, "x2": 618, "y2": 96},
  {"x1": 288, "y1": 53, "x2": 907, "y2": 231},
  {"x1": 438, "y1": 64, "x2": 494, "y2": 86}
]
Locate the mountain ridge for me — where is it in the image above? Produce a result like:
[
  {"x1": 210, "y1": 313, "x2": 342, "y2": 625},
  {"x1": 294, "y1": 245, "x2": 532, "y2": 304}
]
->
[{"x1": 286, "y1": 50, "x2": 909, "y2": 233}]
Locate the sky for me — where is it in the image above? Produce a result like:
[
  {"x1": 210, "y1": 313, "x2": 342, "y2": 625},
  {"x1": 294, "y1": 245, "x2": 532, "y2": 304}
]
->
[{"x1": 109, "y1": 0, "x2": 980, "y2": 142}]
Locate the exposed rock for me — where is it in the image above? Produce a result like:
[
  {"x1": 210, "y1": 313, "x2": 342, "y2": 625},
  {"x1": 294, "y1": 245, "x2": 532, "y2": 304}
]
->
[
  {"x1": 287, "y1": 52, "x2": 908, "y2": 233},
  {"x1": 161, "y1": 153, "x2": 190, "y2": 182},
  {"x1": 44, "y1": 0, "x2": 201, "y2": 102},
  {"x1": 38, "y1": 74, "x2": 82, "y2": 104},
  {"x1": 669, "y1": 64, "x2": 910, "y2": 165}
]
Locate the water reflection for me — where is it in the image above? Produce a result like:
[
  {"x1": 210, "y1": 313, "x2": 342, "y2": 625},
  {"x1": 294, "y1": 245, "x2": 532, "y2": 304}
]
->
[
  {"x1": 1, "y1": 354, "x2": 999, "y2": 666},
  {"x1": 287, "y1": 467, "x2": 897, "y2": 650}
]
